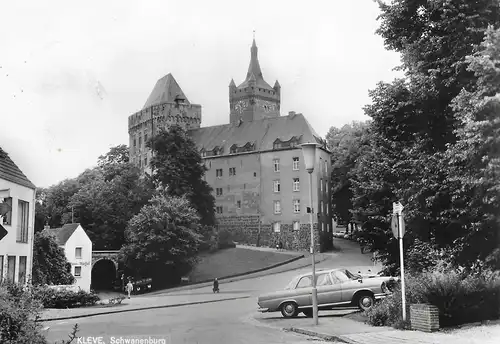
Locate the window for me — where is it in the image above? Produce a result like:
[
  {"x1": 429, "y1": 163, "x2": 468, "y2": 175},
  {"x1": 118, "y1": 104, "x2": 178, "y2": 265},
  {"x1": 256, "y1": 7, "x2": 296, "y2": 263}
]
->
[
  {"x1": 75, "y1": 247, "x2": 82, "y2": 259},
  {"x1": 293, "y1": 178, "x2": 300, "y2": 191},
  {"x1": 273, "y1": 222, "x2": 281, "y2": 232},
  {"x1": 237, "y1": 200, "x2": 241, "y2": 209},
  {"x1": 332, "y1": 270, "x2": 350, "y2": 282},
  {"x1": 216, "y1": 206, "x2": 223, "y2": 214},
  {"x1": 74, "y1": 266, "x2": 82, "y2": 277},
  {"x1": 326, "y1": 203, "x2": 329, "y2": 214},
  {"x1": 273, "y1": 159, "x2": 280, "y2": 172},
  {"x1": 293, "y1": 221, "x2": 300, "y2": 230},
  {"x1": 216, "y1": 169, "x2": 223, "y2": 178},
  {"x1": 253, "y1": 172, "x2": 257, "y2": 177},
  {"x1": 2, "y1": 197, "x2": 12, "y2": 225},
  {"x1": 7, "y1": 256, "x2": 15, "y2": 283},
  {"x1": 139, "y1": 136, "x2": 142, "y2": 146},
  {"x1": 273, "y1": 180, "x2": 280, "y2": 193},
  {"x1": 292, "y1": 157, "x2": 299, "y2": 170},
  {"x1": 320, "y1": 178, "x2": 323, "y2": 192},
  {"x1": 327, "y1": 224, "x2": 329, "y2": 232},
  {"x1": 317, "y1": 273, "x2": 333, "y2": 286},
  {"x1": 325, "y1": 181, "x2": 328, "y2": 193},
  {"x1": 320, "y1": 201, "x2": 324, "y2": 214},
  {"x1": 0, "y1": 256, "x2": 3, "y2": 283},
  {"x1": 324, "y1": 161, "x2": 328, "y2": 173},
  {"x1": 322, "y1": 223, "x2": 325, "y2": 231},
  {"x1": 274, "y1": 201, "x2": 281, "y2": 214},
  {"x1": 296, "y1": 276, "x2": 312, "y2": 288},
  {"x1": 145, "y1": 133, "x2": 148, "y2": 143},
  {"x1": 229, "y1": 167, "x2": 236, "y2": 176},
  {"x1": 17, "y1": 200, "x2": 29, "y2": 243},
  {"x1": 144, "y1": 157, "x2": 148, "y2": 166},
  {"x1": 133, "y1": 139, "x2": 137, "y2": 147},
  {"x1": 18, "y1": 256, "x2": 27, "y2": 285},
  {"x1": 230, "y1": 145, "x2": 237, "y2": 154},
  {"x1": 293, "y1": 199, "x2": 300, "y2": 213},
  {"x1": 216, "y1": 188, "x2": 223, "y2": 196}
]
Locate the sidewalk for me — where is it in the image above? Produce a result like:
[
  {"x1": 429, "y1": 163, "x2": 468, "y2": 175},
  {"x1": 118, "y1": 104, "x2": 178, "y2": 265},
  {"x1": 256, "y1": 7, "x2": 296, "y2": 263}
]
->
[
  {"x1": 285, "y1": 316, "x2": 500, "y2": 344},
  {"x1": 40, "y1": 290, "x2": 251, "y2": 321}
]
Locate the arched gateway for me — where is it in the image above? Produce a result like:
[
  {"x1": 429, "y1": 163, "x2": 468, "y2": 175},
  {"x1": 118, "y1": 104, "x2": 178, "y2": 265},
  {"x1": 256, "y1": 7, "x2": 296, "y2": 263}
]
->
[{"x1": 91, "y1": 251, "x2": 120, "y2": 291}]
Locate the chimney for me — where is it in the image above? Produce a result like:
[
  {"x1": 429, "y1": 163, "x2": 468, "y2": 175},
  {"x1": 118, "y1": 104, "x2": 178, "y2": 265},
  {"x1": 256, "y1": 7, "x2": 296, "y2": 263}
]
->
[{"x1": 288, "y1": 111, "x2": 296, "y2": 117}]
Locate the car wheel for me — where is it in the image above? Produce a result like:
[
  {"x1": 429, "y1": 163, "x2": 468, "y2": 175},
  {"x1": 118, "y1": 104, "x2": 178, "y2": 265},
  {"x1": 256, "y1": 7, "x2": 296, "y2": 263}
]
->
[
  {"x1": 302, "y1": 309, "x2": 313, "y2": 317},
  {"x1": 357, "y1": 293, "x2": 375, "y2": 311},
  {"x1": 280, "y1": 302, "x2": 299, "y2": 318}
]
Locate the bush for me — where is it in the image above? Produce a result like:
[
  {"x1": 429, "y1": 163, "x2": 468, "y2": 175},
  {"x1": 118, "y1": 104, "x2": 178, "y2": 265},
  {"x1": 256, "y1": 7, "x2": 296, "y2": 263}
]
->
[
  {"x1": 36, "y1": 287, "x2": 100, "y2": 309},
  {"x1": 366, "y1": 267, "x2": 500, "y2": 328},
  {"x1": 217, "y1": 229, "x2": 236, "y2": 249},
  {"x1": 0, "y1": 283, "x2": 47, "y2": 344}
]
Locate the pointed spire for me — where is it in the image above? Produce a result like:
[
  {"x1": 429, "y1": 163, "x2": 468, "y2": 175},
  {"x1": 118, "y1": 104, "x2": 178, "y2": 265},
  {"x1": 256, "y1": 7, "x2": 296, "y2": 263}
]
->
[
  {"x1": 247, "y1": 37, "x2": 262, "y2": 79},
  {"x1": 274, "y1": 80, "x2": 281, "y2": 89},
  {"x1": 229, "y1": 78, "x2": 236, "y2": 88}
]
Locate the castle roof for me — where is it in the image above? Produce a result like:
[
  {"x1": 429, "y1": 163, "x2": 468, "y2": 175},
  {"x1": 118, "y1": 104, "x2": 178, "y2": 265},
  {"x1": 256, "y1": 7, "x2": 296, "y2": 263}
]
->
[
  {"x1": 143, "y1": 73, "x2": 191, "y2": 109},
  {"x1": 189, "y1": 113, "x2": 325, "y2": 153},
  {"x1": 237, "y1": 39, "x2": 274, "y2": 90},
  {"x1": 44, "y1": 223, "x2": 81, "y2": 245},
  {"x1": 0, "y1": 146, "x2": 36, "y2": 190}
]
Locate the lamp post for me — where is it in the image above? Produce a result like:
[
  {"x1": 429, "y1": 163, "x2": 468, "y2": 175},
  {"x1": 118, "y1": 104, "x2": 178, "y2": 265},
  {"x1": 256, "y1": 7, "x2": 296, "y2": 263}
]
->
[{"x1": 300, "y1": 142, "x2": 320, "y2": 325}]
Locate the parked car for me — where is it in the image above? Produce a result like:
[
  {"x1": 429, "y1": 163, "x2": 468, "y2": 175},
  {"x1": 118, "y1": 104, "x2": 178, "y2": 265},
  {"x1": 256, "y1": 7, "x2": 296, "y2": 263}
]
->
[
  {"x1": 257, "y1": 268, "x2": 396, "y2": 318},
  {"x1": 124, "y1": 277, "x2": 153, "y2": 294}
]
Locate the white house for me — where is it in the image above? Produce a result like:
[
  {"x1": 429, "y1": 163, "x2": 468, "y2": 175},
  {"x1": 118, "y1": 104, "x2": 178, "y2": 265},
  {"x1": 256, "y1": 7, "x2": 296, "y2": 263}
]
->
[
  {"x1": 0, "y1": 146, "x2": 36, "y2": 285},
  {"x1": 45, "y1": 223, "x2": 93, "y2": 291}
]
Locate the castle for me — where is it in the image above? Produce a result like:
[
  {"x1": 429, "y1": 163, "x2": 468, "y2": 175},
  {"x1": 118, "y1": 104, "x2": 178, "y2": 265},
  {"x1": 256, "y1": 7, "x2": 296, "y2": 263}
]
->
[{"x1": 128, "y1": 39, "x2": 333, "y2": 252}]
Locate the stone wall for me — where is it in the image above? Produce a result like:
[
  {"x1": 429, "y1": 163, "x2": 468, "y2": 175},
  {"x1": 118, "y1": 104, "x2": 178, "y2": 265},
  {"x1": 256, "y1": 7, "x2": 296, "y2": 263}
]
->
[{"x1": 217, "y1": 215, "x2": 325, "y2": 253}]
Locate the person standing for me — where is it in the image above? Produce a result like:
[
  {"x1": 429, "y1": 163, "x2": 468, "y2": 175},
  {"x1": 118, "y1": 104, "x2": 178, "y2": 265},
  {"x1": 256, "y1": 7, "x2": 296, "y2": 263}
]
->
[
  {"x1": 126, "y1": 278, "x2": 133, "y2": 299},
  {"x1": 213, "y1": 278, "x2": 219, "y2": 293}
]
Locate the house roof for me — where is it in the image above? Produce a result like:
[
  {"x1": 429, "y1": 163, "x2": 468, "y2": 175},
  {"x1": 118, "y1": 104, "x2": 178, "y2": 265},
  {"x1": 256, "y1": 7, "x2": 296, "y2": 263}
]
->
[
  {"x1": 0, "y1": 146, "x2": 36, "y2": 190},
  {"x1": 143, "y1": 73, "x2": 191, "y2": 109},
  {"x1": 189, "y1": 112, "x2": 325, "y2": 152},
  {"x1": 236, "y1": 39, "x2": 274, "y2": 90},
  {"x1": 44, "y1": 223, "x2": 81, "y2": 245}
]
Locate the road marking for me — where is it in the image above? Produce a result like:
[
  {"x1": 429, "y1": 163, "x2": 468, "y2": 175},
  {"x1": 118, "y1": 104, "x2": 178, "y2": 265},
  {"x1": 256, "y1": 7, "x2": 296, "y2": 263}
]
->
[
  {"x1": 42, "y1": 326, "x2": 50, "y2": 331},
  {"x1": 57, "y1": 321, "x2": 68, "y2": 325}
]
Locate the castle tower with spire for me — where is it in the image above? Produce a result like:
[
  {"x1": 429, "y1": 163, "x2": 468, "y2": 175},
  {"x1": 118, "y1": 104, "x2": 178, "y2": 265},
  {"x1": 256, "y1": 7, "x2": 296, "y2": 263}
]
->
[{"x1": 229, "y1": 38, "x2": 281, "y2": 124}]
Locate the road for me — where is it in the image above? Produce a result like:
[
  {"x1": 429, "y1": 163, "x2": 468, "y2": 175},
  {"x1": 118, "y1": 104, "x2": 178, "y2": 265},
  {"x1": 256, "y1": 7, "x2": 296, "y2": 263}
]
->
[{"x1": 43, "y1": 239, "x2": 378, "y2": 344}]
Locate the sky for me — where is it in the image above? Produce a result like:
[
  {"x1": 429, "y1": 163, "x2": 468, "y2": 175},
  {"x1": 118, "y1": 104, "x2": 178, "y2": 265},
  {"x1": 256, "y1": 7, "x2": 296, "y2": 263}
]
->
[{"x1": 0, "y1": 0, "x2": 402, "y2": 188}]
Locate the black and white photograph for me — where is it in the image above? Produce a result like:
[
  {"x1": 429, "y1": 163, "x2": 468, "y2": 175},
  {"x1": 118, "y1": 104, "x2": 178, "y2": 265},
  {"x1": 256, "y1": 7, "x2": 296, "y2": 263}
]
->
[{"x1": 1, "y1": 0, "x2": 499, "y2": 343}]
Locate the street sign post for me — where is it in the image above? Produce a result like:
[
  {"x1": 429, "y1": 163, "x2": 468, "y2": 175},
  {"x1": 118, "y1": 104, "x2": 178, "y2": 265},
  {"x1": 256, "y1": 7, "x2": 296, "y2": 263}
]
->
[{"x1": 392, "y1": 202, "x2": 407, "y2": 322}]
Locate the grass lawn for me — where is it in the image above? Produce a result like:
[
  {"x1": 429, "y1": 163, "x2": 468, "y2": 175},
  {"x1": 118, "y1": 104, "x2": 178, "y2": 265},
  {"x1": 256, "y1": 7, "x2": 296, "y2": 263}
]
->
[{"x1": 188, "y1": 247, "x2": 297, "y2": 282}]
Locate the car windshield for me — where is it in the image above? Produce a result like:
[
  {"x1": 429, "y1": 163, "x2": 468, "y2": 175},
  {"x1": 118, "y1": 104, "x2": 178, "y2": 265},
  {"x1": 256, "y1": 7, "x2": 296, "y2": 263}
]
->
[
  {"x1": 344, "y1": 269, "x2": 361, "y2": 280},
  {"x1": 284, "y1": 276, "x2": 300, "y2": 290}
]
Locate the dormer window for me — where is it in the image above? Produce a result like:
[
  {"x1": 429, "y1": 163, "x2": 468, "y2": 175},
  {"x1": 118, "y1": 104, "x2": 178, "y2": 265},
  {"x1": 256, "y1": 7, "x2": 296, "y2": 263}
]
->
[{"x1": 230, "y1": 145, "x2": 237, "y2": 154}]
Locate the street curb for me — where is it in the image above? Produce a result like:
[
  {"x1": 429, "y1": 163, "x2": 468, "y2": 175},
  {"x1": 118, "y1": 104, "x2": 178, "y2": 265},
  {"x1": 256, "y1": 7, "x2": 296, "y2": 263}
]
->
[
  {"x1": 39, "y1": 296, "x2": 251, "y2": 322},
  {"x1": 147, "y1": 254, "x2": 310, "y2": 296},
  {"x1": 284, "y1": 327, "x2": 351, "y2": 343}
]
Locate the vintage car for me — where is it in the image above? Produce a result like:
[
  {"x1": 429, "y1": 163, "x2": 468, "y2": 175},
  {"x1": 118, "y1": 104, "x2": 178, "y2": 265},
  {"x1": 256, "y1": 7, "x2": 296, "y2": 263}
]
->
[{"x1": 257, "y1": 268, "x2": 396, "y2": 318}]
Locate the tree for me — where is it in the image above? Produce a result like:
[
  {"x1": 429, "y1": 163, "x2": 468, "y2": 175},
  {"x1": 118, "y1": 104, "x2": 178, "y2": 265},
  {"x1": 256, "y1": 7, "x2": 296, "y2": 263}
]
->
[
  {"x1": 148, "y1": 125, "x2": 216, "y2": 227},
  {"x1": 31, "y1": 231, "x2": 75, "y2": 286},
  {"x1": 39, "y1": 145, "x2": 154, "y2": 250},
  {"x1": 119, "y1": 193, "x2": 203, "y2": 286},
  {"x1": 446, "y1": 26, "x2": 500, "y2": 269},
  {"x1": 351, "y1": 0, "x2": 500, "y2": 273},
  {"x1": 325, "y1": 121, "x2": 371, "y2": 224}
]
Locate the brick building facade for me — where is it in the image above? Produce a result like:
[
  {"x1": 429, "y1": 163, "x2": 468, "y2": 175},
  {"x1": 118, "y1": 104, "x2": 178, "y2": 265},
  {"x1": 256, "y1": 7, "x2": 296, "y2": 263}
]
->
[{"x1": 128, "y1": 39, "x2": 333, "y2": 252}]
